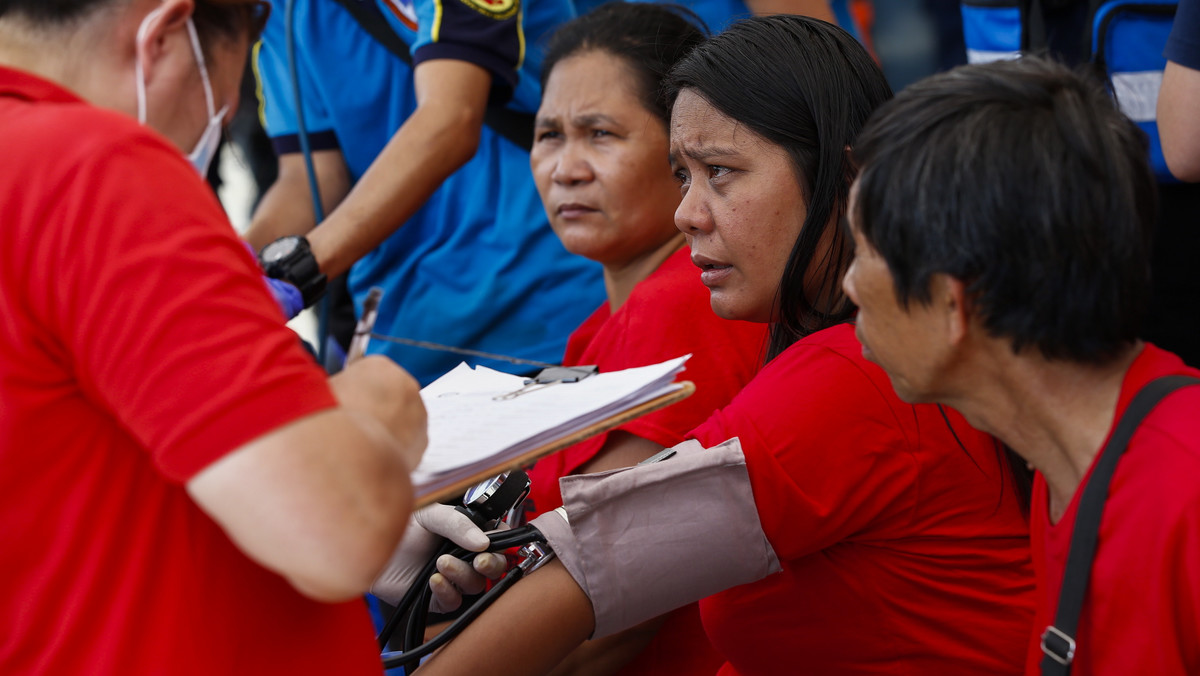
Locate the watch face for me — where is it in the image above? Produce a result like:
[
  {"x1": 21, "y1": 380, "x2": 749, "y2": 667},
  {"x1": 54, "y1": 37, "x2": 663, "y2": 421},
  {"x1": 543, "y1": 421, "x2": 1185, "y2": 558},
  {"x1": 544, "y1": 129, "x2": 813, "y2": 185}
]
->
[{"x1": 263, "y1": 237, "x2": 300, "y2": 263}]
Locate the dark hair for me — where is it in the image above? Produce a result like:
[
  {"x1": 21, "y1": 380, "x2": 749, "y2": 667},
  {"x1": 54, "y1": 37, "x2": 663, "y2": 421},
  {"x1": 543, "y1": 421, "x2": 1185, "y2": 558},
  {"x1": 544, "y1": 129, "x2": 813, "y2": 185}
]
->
[
  {"x1": 194, "y1": 0, "x2": 272, "y2": 51},
  {"x1": 853, "y1": 56, "x2": 1156, "y2": 364},
  {"x1": 0, "y1": 0, "x2": 269, "y2": 50},
  {"x1": 0, "y1": 0, "x2": 109, "y2": 24},
  {"x1": 665, "y1": 15, "x2": 893, "y2": 361},
  {"x1": 541, "y1": 2, "x2": 707, "y2": 125}
]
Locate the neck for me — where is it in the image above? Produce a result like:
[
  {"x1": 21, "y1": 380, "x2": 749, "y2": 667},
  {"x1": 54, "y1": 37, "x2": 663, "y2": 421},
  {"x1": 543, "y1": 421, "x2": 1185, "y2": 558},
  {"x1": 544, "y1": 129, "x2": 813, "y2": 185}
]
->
[
  {"x1": 944, "y1": 340, "x2": 1143, "y2": 524},
  {"x1": 0, "y1": 22, "x2": 71, "y2": 80},
  {"x1": 602, "y1": 234, "x2": 684, "y2": 312}
]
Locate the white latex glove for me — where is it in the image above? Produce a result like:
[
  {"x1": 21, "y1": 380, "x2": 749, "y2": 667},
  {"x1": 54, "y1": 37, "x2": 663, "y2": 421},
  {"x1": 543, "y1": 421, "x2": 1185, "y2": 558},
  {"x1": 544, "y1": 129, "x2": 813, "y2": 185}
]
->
[
  {"x1": 371, "y1": 503, "x2": 508, "y2": 612},
  {"x1": 427, "y1": 523, "x2": 510, "y2": 612}
]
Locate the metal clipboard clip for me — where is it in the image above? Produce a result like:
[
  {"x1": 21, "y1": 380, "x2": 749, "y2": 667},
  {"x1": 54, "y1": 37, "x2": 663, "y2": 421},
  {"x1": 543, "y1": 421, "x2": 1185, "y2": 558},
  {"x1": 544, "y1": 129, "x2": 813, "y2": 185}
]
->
[{"x1": 492, "y1": 365, "x2": 599, "y2": 401}]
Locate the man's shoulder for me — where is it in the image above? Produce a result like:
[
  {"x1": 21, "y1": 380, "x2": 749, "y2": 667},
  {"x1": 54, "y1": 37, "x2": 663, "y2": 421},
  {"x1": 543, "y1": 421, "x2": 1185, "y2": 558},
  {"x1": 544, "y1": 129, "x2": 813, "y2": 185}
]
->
[
  {"x1": 1137, "y1": 389, "x2": 1200, "y2": 468},
  {"x1": 1121, "y1": 343, "x2": 1200, "y2": 464},
  {"x1": 1, "y1": 99, "x2": 199, "y2": 250},
  {"x1": 1112, "y1": 349, "x2": 1200, "y2": 519},
  {"x1": 6, "y1": 99, "x2": 181, "y2": 178}
]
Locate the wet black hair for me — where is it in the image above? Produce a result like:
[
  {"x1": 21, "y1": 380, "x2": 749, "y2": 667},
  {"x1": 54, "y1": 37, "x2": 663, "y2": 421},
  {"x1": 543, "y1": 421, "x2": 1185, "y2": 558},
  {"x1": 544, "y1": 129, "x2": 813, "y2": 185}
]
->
[
  {"x1": 667, "y1": 16, "x2": 1033, "y2": 512},
  {"x1": 0, "y1": 0, "x2": 109, "y2": 23},
  {"x1": 665, "y1": 15, "x2": 893, "y2": 361}
]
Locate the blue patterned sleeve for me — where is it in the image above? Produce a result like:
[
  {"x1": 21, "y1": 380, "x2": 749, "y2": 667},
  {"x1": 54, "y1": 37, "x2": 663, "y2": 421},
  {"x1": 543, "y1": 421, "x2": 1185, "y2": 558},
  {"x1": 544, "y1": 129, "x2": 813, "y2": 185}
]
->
[
  {"x1": 411, "y1": 0, "x2": 523, "y2": 101},
  {"x1": 254, "y1": 2, "x2": 339, "y2": 155},
  {"x1": 1166, "y1": 0, "x2": 1200, "y2": 69}
]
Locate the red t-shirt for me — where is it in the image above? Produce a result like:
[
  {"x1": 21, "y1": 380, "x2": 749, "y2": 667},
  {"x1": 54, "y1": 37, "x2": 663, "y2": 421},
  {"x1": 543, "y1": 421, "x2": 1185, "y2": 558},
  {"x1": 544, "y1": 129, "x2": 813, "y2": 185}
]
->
[
  {"x1": 527, "y1": 246, "x2": 766, "y2": 675},
  {"x1": 1025, "y1": 344, "x2": 1200, "y2": 675},
  {"x1": 0, "y1": 68, "x2": 383, "y2": 675},
  {"x1": 690, "y1": 323, "x2": 1035, "y2": 675}
]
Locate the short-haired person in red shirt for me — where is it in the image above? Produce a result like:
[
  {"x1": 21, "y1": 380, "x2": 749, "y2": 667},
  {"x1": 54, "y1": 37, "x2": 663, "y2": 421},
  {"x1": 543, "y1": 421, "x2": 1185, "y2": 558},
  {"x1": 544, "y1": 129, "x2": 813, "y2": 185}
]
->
[
  {"x1": 843, "y1": 56, "x2": 1200, "y2": 674},
  {"x1": 0, "y1": 1, "x2": 428, "y2": 673},
  {"x1": 388, "y1": 16, "x2": 1037, "y2": 676}
]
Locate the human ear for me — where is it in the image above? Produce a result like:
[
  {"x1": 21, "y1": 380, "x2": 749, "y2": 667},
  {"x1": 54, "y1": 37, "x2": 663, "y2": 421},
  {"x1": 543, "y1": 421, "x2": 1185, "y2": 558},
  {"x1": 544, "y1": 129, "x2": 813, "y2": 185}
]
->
[
  {"x1": 135, "y1": 0, "x2": 195, "y2": 85},
  {"x1": 930, "y1": 273, "x2": 970, "y2": 348}
]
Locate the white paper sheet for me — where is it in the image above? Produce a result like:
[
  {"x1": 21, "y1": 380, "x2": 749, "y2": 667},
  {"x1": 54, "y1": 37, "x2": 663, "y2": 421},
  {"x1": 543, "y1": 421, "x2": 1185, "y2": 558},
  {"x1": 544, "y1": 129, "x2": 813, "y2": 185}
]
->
[{"x1": 412, "y1": 355, "x2": 690, "y2": 497}]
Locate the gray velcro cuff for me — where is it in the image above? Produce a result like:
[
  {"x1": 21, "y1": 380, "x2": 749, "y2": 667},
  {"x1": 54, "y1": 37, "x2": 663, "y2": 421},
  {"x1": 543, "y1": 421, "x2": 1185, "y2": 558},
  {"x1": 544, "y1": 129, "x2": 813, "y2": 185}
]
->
[{"x1": 530, "y1": 438, "x2": 780, "y2": 638}]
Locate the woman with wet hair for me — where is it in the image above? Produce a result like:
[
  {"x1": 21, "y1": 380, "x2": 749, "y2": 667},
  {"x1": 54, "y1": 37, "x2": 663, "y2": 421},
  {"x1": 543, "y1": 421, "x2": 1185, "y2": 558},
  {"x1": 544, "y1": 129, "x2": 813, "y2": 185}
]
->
[{"x1": 413, "y1": 16, "x2": 1036, "y2": 676}]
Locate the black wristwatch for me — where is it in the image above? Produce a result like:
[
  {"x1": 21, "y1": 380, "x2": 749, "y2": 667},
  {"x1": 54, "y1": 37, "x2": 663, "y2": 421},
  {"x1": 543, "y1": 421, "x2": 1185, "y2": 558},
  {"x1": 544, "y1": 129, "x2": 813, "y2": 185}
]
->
[{"x1": 259, "y1": 235, "x2": 327, "y2": 308}]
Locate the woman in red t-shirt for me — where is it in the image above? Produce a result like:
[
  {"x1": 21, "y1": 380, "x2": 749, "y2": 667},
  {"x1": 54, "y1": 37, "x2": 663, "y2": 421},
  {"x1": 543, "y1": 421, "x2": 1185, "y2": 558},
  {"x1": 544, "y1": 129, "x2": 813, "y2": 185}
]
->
[
  {"x1": 420, "y1": 15, "x2": 1036, "y2": 676},
  {"x1": 525, "y1": 5, "x2": 767, "y2": 673}
]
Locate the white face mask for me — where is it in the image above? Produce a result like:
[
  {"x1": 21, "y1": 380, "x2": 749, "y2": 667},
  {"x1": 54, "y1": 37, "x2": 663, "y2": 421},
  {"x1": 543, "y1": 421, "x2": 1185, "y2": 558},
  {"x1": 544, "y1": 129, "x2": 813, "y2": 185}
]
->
[{"x1": 135, "y1": 11, "x2": 228, "y2": 176}]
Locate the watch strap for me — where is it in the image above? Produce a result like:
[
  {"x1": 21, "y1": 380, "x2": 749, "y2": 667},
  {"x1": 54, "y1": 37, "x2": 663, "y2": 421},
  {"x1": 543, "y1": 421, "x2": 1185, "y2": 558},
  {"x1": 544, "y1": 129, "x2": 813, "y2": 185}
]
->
[{"x1": 261, "y1": 236, "x2": 327, "y2": 308}]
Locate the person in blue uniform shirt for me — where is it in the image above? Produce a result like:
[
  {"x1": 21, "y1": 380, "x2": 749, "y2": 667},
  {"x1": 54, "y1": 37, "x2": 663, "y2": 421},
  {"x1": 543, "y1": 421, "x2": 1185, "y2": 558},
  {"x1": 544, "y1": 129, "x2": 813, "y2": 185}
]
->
[{"x1": 247, "y1": 0, "x2": 604, "y2": 385}]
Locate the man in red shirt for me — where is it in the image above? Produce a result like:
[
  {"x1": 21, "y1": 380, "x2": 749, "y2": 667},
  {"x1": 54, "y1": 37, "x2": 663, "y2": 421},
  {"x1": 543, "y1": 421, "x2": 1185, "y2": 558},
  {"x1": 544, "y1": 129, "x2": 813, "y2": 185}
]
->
[
  {"x1": 0, "y1": 1, "x2": 427, "y2": 673},
  {"x1": 844, "y1": 56, "x2": 1200, "y2": 674}
]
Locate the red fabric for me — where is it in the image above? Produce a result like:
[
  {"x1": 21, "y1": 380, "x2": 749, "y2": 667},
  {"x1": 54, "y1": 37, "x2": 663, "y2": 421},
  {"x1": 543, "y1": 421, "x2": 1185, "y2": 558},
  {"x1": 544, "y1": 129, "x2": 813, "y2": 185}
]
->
[
  {"x1": 690, "y1": 323, "x2": 1035, "y2": 675},
  {"x1": 527, "y1": 246, "x2": 765, "y2": 675},
  {"x1": 1024, "y1": 344, "x2": 1200, "y2": 675},
  {"x1": 0, "y1": 68, "x2": 382, "y2": 675},
  {"x1": 526, "y1": 246, "x2": 766, "y2": 514}
]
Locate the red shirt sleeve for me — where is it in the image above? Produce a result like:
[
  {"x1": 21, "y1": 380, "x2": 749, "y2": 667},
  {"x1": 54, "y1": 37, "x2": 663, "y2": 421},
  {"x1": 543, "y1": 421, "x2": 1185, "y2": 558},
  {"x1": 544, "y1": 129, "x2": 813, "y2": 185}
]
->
[
  {"x1": 688, "y1": 330, "x2": 919, "y2": 561},
  {"x1": 35, "y1": 129, "x2": 336, "y2": 482}
]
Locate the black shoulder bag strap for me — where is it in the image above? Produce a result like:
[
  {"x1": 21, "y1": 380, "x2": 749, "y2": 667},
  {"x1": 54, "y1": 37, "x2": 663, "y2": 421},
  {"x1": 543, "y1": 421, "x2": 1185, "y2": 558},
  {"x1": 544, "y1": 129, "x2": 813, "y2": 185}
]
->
[
  {"x1": 1040, "y1": 374, "x2": 1200, "y2": 675},
  {"x1": 329, "y1": 0, "x2": 535, "y2": 151}
]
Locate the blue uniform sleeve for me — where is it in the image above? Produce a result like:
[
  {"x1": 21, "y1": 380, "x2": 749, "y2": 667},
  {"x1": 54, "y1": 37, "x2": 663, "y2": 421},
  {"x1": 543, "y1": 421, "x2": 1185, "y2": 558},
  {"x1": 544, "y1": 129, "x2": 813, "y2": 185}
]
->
[
  {"x1": 1166, "y1": 0, "x2": 1200, "y2": 70},
  {"x1": 254, "y1": 3, "x2": 339, "y2": 155},
  {"x1": 411, "y1": 0, "x2": 523, "y2": 101}
]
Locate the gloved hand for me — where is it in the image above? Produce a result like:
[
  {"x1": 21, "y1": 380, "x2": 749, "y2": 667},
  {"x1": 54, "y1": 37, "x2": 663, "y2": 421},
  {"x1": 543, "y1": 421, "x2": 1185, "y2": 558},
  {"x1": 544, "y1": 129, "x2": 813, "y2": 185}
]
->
[
  {"x1": 371, "y1": 503, "x2": 508, "y2": 613},
  {"x1": 242, "y1": 241, "x2": 305, "y2": 320},
  {"x1": 264, "y1": 276, "x2": 304, "y2": 320}
]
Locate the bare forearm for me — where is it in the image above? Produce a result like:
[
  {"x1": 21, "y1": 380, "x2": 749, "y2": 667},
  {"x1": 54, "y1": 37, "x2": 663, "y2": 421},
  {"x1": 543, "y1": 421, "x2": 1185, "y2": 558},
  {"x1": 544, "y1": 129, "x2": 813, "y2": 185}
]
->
[
  {"x1": 1159, "y1": 60, "x2": 1200, "y2": 182},
  {"x1": 188, "y1": 357, "x2": 426, "y2": 602},
  {"x1": 244, "y1": 150, "x2": 351, "y2": 252},
  {"x1": 575, "y1": 431, "x2": 664, "y2": 475},
  {"x1": 188, "y1": 408, "x2": 417, "y2": 602},
  {"x1": 546, "y1": 615, "x2": 668, "y2": 676},
  {"x1": 276, "y1": 409, "x2": 418, "y2": 600},
  {"x1": 306, "y1": 60, "x2": 490, "y2": 278},
  {"x1": 306, "y1": 107, "x2": 479, "y2": 277},
  {"x1": 419, "y1": 560, "x2": 595, "y2": 676}
]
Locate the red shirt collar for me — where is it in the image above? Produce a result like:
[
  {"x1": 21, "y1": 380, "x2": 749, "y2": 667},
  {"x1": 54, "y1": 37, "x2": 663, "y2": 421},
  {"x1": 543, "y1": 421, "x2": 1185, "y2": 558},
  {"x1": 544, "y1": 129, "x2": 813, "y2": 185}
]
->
[{"x1": 0, "y1": 65, "x2": 85, "y2": 105}]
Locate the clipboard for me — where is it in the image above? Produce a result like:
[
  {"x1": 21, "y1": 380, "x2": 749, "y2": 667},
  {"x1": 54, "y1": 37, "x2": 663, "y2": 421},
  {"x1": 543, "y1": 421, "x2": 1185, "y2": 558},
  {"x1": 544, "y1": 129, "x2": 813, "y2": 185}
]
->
[{"x1": 415, "y1": 381, "x2": 694, "y2": 507}]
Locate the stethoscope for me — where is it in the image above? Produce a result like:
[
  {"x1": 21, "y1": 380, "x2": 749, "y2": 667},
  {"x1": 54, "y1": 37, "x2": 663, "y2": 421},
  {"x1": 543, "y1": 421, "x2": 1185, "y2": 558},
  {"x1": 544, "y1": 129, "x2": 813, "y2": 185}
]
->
[{"x1": 376, "y1": 470, "x2": 555, "y2": 673}]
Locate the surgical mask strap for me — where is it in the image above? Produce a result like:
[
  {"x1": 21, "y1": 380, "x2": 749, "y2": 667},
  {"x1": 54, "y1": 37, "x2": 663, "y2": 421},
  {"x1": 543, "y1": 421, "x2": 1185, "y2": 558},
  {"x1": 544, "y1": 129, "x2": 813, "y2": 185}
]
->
[
  {"x1": 134, "y1": 6, "x2": 167, "y2": 124},
  {"x1": 184, "y1": 18, "x2": 217, "y2": 121},
  {"x1": 134, "y1": 11, "x2": 217, "y2": 125}
]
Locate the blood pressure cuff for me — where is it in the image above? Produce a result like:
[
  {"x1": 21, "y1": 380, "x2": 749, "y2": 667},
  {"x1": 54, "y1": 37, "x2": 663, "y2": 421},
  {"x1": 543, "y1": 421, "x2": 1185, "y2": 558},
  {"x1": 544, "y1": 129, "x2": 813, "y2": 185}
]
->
[{"x1": 530, "y1": 438, "x2": 781, "y2": 638}]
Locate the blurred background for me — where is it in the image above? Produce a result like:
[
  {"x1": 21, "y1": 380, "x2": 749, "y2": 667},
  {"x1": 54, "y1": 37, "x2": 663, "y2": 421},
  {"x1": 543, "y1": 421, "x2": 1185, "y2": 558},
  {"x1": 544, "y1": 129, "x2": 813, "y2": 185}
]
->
[{"x1": 214, "y1": 0, "x2": 968, "y2": 345}]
